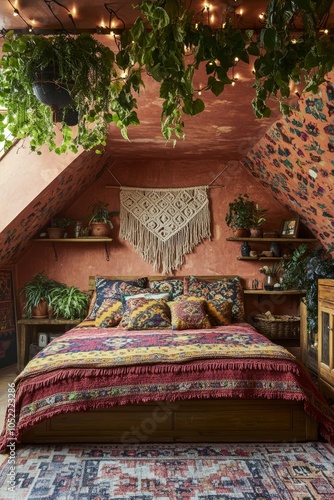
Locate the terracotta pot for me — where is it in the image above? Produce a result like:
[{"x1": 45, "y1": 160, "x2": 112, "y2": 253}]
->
[
  {"x1": 250, "y1": 227, "x2": 262, "y2": 238},
  {"x1": 32, "y1": 299, "x2": 48, "y2": 319},
  {"x1": 233, "y1": 228, "x2": 248, "y2": 238},
  {"x1": 47, "y1": 227, "x2": 65, "y2": 238},
  {"x1": 90, "y1": 222, "x2": 111, "y2": 237}
]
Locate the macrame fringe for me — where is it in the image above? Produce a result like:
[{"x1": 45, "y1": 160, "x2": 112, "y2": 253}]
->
[{"x1": 119, "y1": 187, "x2": 211, "y2": 274}]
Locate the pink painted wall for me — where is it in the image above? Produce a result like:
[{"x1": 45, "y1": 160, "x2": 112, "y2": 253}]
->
[{"x1": 15, "y1": 158, "x2": 299, "y2": 317}]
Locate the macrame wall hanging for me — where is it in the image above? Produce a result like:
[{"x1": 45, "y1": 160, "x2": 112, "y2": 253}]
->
[{"x1": 119, "y1": 186, "x2": 211, "y2": 274}]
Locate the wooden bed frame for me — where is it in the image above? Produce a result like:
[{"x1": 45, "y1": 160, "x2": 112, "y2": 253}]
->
[{"x1": 21, "y1": 275, "x2": 319, "y2": 444}]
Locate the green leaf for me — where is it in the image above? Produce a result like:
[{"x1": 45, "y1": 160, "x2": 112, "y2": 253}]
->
[{"x1": 261, "y1": 28, "x2": 277, "y2": 51}]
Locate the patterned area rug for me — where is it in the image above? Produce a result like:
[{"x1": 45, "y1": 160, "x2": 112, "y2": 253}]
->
[{"x1": 0, "y1": 442, "x2": 334, "y2": 499}]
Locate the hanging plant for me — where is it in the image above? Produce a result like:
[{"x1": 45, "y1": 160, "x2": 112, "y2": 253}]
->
[
  {"x1": 0, "y1": 32, "x2": 141, "y2": 154},
  {"x1": 0, "y1": 0, "x2": 333, "y2": 154}
]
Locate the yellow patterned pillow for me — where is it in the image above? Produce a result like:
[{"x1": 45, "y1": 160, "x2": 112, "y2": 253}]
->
[
  {"x1": 94, "y1": 298, "x2": 123, "y2": 328},
  {"x1": 205, "y1": 300, "x2": 232, "y2": 326},
  {"x1": 126, "y1": 297, "x2": 171, "y2": 330}
]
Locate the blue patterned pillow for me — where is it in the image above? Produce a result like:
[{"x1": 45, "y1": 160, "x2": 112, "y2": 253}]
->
[
  {"x1": 148, "y1": 278, "x2": 184, "y2": 299},
  {"x1": 88, "y1": 277, "x2": 147, "y2": 319},
  {"x1": 125, "y1": 297, "x2": 171, "y2": 330},
  {"x1": 187, "y1": 276, "x2": 244, "y2": 322}
]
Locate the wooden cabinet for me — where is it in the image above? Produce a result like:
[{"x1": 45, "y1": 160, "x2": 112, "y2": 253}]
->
[
  {"x1": 300, "y1": 300, "x2": 318, "y2": 374},
  {"x1": 318, "y1": 279, "x2": 334, "y2": 398}
]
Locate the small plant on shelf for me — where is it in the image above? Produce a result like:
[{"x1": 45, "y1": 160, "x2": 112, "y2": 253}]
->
[
  {"x1": 225, "y1": 194, "x2": 255, "y2": 237},
  {"x1": 88, "y1": 201, "x2": 118, "y2": 237},
  {"x1": 249, "y1": 204, "x2": 268, "y2": 237},
  {"x1": 47, "y1": 217, "x2": 74, "y2": 238}
]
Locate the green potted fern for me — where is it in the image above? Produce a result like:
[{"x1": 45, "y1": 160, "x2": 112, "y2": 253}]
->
[
  {"x1": 88, "y1": 201, "x2": 118, "y2": 238},
  {"x1": 49, "y1": 285, "x2": 90, "y2": 320},
  {"x1": 21, "y1": 273, "x2": 65, "y2": 318}
]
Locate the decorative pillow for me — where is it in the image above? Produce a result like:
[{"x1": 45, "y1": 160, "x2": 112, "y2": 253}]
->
[
  {"x1": 168, "y1": 299, "x2": 211, "y2": 330},
  {"x1": 121, "y1": 291, "x2": 171, "y2": 308},
  {"x1": 205, "y1": 300, "x2": 232, "y2": 326},
  {"x1": 125, "y1": 297, "x2": 171, "y2": 330},
  {"x1": 148, "y1": 279, "x2": 184, "y2": 299},
  {"x1": 172, "y1": 295, "x2": 232, "y2": 326},
  {"x1": 88, "y1": 277, "x2": 147, "y2": 319},
  {"x1": 187, "y1": 276, "x2": 244, "y2": 322},
  {"x1": 94, "y1": 298, "x2": 123, "y2": 328}
]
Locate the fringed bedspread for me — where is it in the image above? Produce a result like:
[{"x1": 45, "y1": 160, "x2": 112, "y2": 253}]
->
[{"x1": 1, "y1": 324, "x2": 334, "y2": 451}]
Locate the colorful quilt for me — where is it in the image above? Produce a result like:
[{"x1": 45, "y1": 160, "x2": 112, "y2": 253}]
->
[{"x1": 1, "y1": 324, "x2": 334, "y2": 451}]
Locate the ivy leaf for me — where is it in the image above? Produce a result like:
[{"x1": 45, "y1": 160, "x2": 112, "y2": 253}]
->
[{"x1": 261, "y1": 28, "x2": 277, "y2": 51}]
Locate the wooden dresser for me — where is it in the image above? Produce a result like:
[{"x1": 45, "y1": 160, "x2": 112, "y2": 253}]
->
[{"x1": 318, "y1": 279, "x2": 334, "y2": 399}]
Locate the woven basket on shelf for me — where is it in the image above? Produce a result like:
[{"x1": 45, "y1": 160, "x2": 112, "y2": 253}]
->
[{"x1": 253, "y1": 314, "x2": 300, "y2": 339}]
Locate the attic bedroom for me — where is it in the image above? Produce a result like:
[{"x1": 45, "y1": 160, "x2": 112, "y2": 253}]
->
[{"x1": 0, "y1": 1, "x2": 334, "y2": 497}]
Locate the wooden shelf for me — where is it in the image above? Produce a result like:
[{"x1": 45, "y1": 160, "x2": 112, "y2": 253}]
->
[
  {"x1": 33, "y1": 238, "x2": 113, "y2": 261},
  {"x1": 227, "y1": 237, "x2": 318, "y2": 243},
  {"x1": 237, "y1": 256, "x2": 289, "y2": 261},
  {"x1": 34, "y1": 238, "x2": 112, "y2": 242}
]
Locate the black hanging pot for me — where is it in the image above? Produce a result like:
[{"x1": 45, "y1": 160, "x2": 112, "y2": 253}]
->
[
  {"x1": 32, "y1": 67, "x2": 73, "y2": 108},
  {"x1": 55, "y1": 106, "x2": 79, "y2": 126}
]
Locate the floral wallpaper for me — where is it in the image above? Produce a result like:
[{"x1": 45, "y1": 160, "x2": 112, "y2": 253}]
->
[
  {"x1": 0, "y1": 152, "x2": 110, "y2": 266},
  {"x1": 242, "y1": 76, "x2": 334, "y2": 250}
]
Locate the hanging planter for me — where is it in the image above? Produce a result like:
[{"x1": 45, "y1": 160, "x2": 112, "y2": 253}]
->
[{"x1": 0, "y1": 32, "x2": 139, "y2": 154}]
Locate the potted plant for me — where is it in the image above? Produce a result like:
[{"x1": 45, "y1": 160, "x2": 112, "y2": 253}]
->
[
  {"x1": 0, "y1": 31, "x2": 139, "y2": 154},
  {"x1": 21, "y1": 273, "x2": 65, "y2": 318},
  {"x1": 88, "y1": 202, "x2": 118, "y2": 238},
  {"x1": 49, "y1": 285, "x2": 90, "y2": 320},
  {"x1": 249, "y1": 204, "x2": 268, "y2": 237},
  {"x1": 47, "y1": 217, "x2": 74, "y2": 239},
  {"x1": 259, "y1": 263, "x2": 283, "y2": 290},
  {"x1": 225, "y1": 194, "x2": 255, "y2": 237}
]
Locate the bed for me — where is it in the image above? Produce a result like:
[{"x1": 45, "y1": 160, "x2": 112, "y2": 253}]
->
[{"x1": 1, "y1": 275, "x2": 334, "y2": 451}]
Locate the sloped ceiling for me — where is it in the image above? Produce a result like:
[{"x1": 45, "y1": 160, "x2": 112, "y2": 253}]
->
[
  {"x1": 242, "y1": 77, "x2": 334, "y2": 250},
  {"x1": 1, "y1": 1, "x2": 334, "y2": 264},
  {"x1": 0, "y1": 151, "x2": 111, "y2": 265}
]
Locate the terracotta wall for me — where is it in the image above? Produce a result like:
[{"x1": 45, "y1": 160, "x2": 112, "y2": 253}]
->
[{"x1": 15, "y1": 158, "x2": 298, "y2": 319}]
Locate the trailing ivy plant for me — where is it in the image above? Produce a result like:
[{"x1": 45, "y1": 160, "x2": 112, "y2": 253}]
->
[
  {"x1": 0, "y1": 32, "x2": 141, "y2": 154},
  {"x1": 0, "y1": 0, "x2": 333, "y2": 154},
  {"x1": 280, "y1": 244, "x2": 334, "y2": 336}
]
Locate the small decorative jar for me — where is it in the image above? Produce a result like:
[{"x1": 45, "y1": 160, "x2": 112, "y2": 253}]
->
[
  {"x1": 264, "y1": 275, "x2": 276, "y2": 290},
  {"x1": 241, "y1": 241, "x2": 251, "y2": 257}
]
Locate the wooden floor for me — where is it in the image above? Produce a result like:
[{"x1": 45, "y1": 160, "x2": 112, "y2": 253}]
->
[{"x1": 0, "y1": 364, "x2": 17, "y2": 466}]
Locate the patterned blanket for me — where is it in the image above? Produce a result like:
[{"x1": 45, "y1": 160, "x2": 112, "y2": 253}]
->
[{"x1": 1, "y1": 324, "x2": 334, "y2": 451}]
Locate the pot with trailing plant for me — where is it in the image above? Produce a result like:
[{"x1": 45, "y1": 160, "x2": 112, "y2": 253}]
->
[
  {"x1": 49, "y1": 285, "x2": 90, "y2": 320},
  {"x1": 88, "y1": 202, "x2": 118, "y2": 238},
  {"x1": 47, "y1": 217, "x2": 74, "y2": 239},
  {"x1": 21, "y1": 273, "x2": 65, "y2": 318},
  {"x1": 225, "y1": 194, "x2": 255, "y2": 237}
]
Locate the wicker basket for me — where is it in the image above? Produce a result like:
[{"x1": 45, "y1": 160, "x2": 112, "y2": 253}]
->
[{"x1": 253, "y1": 314, "x2": 300, "y2": 339}]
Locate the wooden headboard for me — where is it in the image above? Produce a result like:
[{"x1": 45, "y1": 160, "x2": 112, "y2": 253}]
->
[{"x1": 88, "y1": 275, "x2": 242, "y2": 291}]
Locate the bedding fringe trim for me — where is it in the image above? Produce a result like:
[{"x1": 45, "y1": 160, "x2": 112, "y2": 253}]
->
[
  {"x1": 17, "y1": 358, "x2": 301, "y2": 390},
  {"x1": 119, "y1": 186, "x2": 211, "y2": 274}
]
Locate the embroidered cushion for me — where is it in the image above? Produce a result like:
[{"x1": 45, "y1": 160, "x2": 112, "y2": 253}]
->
[
  {"x1": 125, "y1": 297, "x2": 171, "y2": 330},
  {"x1": 187, "y1": 276, "x2": 244, "y2": 322},
  {"x1": 168, "y1": 299, "x2": 211, "y2": 330},
  {"x1": 94, "y1": 298, "x2": 123, "y2": 328},
  {"x1": 148, "y1": 279, "x2": 185, "y2": 299},
  {"x1": 88, "y1": 277, "x2": 147, "y2": 319},
  {"x1": 172, "y1": 295, "x2": 232, "y2": 326}
]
